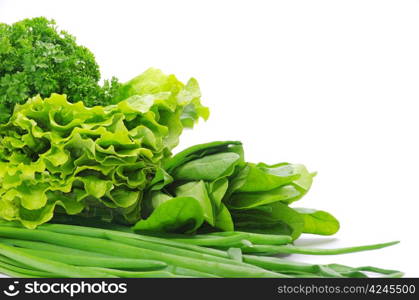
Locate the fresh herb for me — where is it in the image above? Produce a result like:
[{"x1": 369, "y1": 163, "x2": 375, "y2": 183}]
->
[{"x1": 0, "y1": 17, "x2": 120, "y2": 123}]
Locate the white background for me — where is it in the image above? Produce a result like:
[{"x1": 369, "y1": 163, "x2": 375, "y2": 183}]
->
[{"x1": 1, "y1": 0, "x2": 418, "y2": 277}]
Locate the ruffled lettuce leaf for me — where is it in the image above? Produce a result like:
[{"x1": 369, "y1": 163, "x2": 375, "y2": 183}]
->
[
  {"x1": 0, "y1": 71, "x2": 208, "y2": 229},
  {"x1": 114, "y1": 68, "x2": 209, "y2": 150}
]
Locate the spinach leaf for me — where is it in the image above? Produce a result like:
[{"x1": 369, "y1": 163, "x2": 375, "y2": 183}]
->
[
  {"x1": 230, "y1": 163, "x2": 300, "y2": 193},
  {"x1": 175, "y1": 181, "x2": 215, "y2": 226},
  {"x1": 207, "y1": 177, "x2": 229, "y2": 209},
  {"x1": 172, "y1": 152, "x2": 241, "y2": 181},
  {"x1": 226, "y1": 185, "x2": 302, "y2": 209},
  {"x1": 214, "y1": 203, "x2": 234, "y2": 231},
  {"x1": 148, "y1": 168, "x2": 174, "y2": 192},
  {"x1": 150, "y1": 192, "x2": 173, "y2": 208},
  {"x1": 294, "y1": 208, "x2": 340, "y2": 235},
  {"x1": 226, "y1": 164, "x2": 314, "y2": 209},
  {"x1": 133, "y1": 197, "x2": 204, "y2": 233},
  {"x1": 232, "y1": 202, "x2": 305, "y2": 240},
  {"x1": 164, "y1": 141, "x2": 242, "y2": 172}
]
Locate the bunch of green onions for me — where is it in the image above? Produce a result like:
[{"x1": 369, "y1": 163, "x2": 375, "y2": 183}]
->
[{"x1": 0, "y1": 221, "x2": 402, "y2": 278}]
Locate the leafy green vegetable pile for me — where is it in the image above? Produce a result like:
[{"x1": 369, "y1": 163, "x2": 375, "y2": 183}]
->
[{"x1": 0, "y1": 17, "x2": 401, "y2": 278}]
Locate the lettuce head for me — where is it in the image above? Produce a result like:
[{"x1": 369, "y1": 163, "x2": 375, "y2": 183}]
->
[{"x1": 0, "y1": 69, "x2": 208, "y2": 228}]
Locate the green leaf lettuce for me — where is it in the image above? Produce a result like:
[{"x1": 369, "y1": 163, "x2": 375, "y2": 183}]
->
[{"x1": 0, "y1": 68, "x2": 208, "y2": 228}]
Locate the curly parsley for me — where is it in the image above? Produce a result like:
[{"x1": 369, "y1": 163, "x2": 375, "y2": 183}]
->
[{"x1": 0, "y1": 17, "x2": 120, "y2": 123}]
